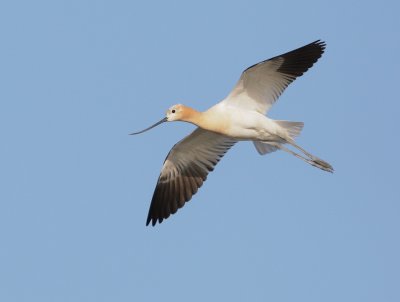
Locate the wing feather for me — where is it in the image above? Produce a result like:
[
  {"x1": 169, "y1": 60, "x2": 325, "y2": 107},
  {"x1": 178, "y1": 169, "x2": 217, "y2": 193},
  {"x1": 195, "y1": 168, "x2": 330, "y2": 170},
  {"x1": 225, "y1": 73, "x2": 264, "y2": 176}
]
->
[
  {"x1": 146, "y1": 128, "x2": 236, "y2": 226},
  {"x1": 222, "y1": 40, "x2": 326, "y2": 114}
]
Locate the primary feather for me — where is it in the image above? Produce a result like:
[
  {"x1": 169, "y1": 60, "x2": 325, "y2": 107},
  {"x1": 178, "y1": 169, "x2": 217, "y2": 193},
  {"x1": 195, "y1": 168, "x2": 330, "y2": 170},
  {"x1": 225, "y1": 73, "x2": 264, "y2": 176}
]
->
[{"x1": 222, "y1": 40, "x2": 325, "y2": 114}]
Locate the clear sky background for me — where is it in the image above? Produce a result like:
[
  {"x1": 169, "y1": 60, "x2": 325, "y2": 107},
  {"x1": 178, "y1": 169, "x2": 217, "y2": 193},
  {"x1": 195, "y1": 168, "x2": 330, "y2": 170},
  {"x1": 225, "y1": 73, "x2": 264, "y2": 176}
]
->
[{"x1": 1, "y1": 1, "x2": 399, "y2": 301}]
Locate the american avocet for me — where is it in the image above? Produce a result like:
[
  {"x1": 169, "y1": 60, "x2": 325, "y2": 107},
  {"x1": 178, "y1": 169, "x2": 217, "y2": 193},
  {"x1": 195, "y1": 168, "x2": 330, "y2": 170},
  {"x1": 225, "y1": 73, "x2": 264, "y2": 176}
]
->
[{"x1": 131, "y1": 40, "x2": 333, "y2": 226}]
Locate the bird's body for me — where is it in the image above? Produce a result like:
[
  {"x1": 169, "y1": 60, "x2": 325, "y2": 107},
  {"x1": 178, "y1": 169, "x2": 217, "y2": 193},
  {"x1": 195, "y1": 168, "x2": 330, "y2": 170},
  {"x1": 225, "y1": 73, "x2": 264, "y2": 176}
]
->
[
  {"x1": 178, "y1": 103, "x2": 290, "y2": 142},
  {"x1": 131, "y1": 40, "x2": 333, "y2": 226}
]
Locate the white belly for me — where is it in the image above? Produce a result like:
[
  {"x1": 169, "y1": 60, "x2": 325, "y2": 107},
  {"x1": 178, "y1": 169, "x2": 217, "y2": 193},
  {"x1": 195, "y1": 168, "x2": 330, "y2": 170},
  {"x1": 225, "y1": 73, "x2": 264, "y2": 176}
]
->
[{"x1": 223, "y1": 109, "x2": 284, "y2": 141}]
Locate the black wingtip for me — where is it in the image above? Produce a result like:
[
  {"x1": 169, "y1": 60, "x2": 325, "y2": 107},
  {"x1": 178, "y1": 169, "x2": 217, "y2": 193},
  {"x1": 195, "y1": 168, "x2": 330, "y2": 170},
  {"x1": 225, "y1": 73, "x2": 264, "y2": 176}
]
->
[
  {"x1": 275, "y1": 39, "x2": 327, "y2": 77},
  {"x1": 145, "y1": 216, "x2": 155, "y2": 226},
  {"x1": 312, "y1": 39, "x2": 326, "y2": 51},
  {"x1": 145, "y1": 216, "x2": 162, "y2": 227},
  {"x1": 243, "y1": 40, "x2": 326, "y2": 74}
]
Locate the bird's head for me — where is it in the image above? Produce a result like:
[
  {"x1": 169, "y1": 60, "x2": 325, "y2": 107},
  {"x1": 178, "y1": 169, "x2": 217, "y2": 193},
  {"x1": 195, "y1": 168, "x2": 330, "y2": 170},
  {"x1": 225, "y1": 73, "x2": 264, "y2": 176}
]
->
[
  {"x1": 166, "y1": 104, "x2": 185, "y2": 121},
  {"x1": 130, "y1": 104, "x2": 197, "y2": 135}
]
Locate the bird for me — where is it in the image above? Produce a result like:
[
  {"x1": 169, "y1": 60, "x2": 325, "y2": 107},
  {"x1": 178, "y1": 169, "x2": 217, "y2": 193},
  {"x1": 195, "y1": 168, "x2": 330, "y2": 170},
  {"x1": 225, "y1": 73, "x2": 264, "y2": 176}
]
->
[{"x1": 131, "y1": 40, "x2": 333, "y2": 226}]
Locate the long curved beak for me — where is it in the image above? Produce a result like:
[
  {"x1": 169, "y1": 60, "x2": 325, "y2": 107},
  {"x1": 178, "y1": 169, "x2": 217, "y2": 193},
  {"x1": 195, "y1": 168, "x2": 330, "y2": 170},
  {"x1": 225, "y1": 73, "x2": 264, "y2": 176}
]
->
[{"x1": 129, "y1": 117, "x2": 168, "y2": 135}]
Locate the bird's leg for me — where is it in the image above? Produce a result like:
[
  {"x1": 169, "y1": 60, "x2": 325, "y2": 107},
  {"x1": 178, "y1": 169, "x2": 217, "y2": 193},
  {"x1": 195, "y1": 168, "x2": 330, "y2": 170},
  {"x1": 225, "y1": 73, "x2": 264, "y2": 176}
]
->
[
  {"x1": 285, "y1": 140, "x2": 315, "y2": 159},
  {"x1": 277, "y1": 144, "x2": 333, "y2": 173},
  {"x1": 277, "y1": 145, "x2": 317, "y2": 166},
  {"x1": 285, "y1": 140, "x2": 333, "y2": 171}
]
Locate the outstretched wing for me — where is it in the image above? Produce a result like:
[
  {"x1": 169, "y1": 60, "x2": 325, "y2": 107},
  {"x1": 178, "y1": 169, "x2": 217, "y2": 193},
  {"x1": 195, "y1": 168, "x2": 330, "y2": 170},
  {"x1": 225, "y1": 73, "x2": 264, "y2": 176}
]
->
[
  {"x1": 146, "y1": 128, "x2": 236, "y2": 226},
  {"x1": 222, "y1": 40, "x2": 326, "y2": 114}
]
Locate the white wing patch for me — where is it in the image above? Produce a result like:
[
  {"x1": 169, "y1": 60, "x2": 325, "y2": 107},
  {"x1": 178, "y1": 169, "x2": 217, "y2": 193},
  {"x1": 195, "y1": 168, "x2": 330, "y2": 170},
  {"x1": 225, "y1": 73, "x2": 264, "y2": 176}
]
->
[{"x1": 222, "y1": 40, "x2": 326, "y2": 114}]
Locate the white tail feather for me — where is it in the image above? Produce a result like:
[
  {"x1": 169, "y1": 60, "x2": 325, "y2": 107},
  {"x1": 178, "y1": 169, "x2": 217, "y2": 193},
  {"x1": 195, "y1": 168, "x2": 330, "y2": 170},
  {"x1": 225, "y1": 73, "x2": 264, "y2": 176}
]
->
[
  {"x1": 274, "y1": 120, "x2": 304, "y2": 139},
  {"x1": 253, "y1": 120, "x2": 304, "y2": 155}
]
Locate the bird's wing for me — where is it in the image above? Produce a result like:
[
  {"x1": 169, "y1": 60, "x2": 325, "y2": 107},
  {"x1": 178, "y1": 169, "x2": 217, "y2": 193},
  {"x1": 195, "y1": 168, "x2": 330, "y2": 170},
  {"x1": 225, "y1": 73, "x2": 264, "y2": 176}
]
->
[
  {"x1": 221, "y1": 40, "x2": 326, "y2": 114},
  {"x1": 146, "y1": 128, "x2": 236, "y2": 226}
]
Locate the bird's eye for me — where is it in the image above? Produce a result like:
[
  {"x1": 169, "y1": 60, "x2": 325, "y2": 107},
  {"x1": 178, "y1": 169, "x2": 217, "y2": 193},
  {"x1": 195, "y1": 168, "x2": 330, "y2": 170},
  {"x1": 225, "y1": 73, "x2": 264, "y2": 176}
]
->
[{"x1": 172, "y1": 109, "x2": 176, "y2": 113}]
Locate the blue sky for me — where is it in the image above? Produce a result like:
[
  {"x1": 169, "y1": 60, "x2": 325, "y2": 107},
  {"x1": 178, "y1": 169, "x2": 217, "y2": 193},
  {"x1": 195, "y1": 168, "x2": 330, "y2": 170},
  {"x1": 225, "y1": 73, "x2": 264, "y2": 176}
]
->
[{"x1": 1, "y1": 0, "x2": 399, "y2": 301}]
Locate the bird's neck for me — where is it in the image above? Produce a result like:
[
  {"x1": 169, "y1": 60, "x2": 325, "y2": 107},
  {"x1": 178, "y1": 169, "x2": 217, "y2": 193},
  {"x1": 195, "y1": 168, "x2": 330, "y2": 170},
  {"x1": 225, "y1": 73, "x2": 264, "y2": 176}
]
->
[
  {"x1": 181, "y1": 106, "x2": 227, "y2": 134},
  {"x1": 181, "y1": 106, "x2": 204, "y2": 125}
]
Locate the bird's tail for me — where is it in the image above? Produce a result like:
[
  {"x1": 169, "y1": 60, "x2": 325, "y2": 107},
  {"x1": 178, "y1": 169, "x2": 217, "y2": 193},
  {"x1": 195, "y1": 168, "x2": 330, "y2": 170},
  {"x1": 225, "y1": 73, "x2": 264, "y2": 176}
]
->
[
  {"x1": 274, "y1": 120, "x2": 304, "y2": 140},
  {"x1": 253, "y1": 120, "x2": 303, "y2": 155}
]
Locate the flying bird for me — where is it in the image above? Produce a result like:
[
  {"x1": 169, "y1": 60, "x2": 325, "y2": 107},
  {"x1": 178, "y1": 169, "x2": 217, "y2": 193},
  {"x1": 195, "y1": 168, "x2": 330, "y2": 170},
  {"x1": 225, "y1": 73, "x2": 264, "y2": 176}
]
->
[{"x1": 131, "y1": 40, "x2": 333, "y2": 226}]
